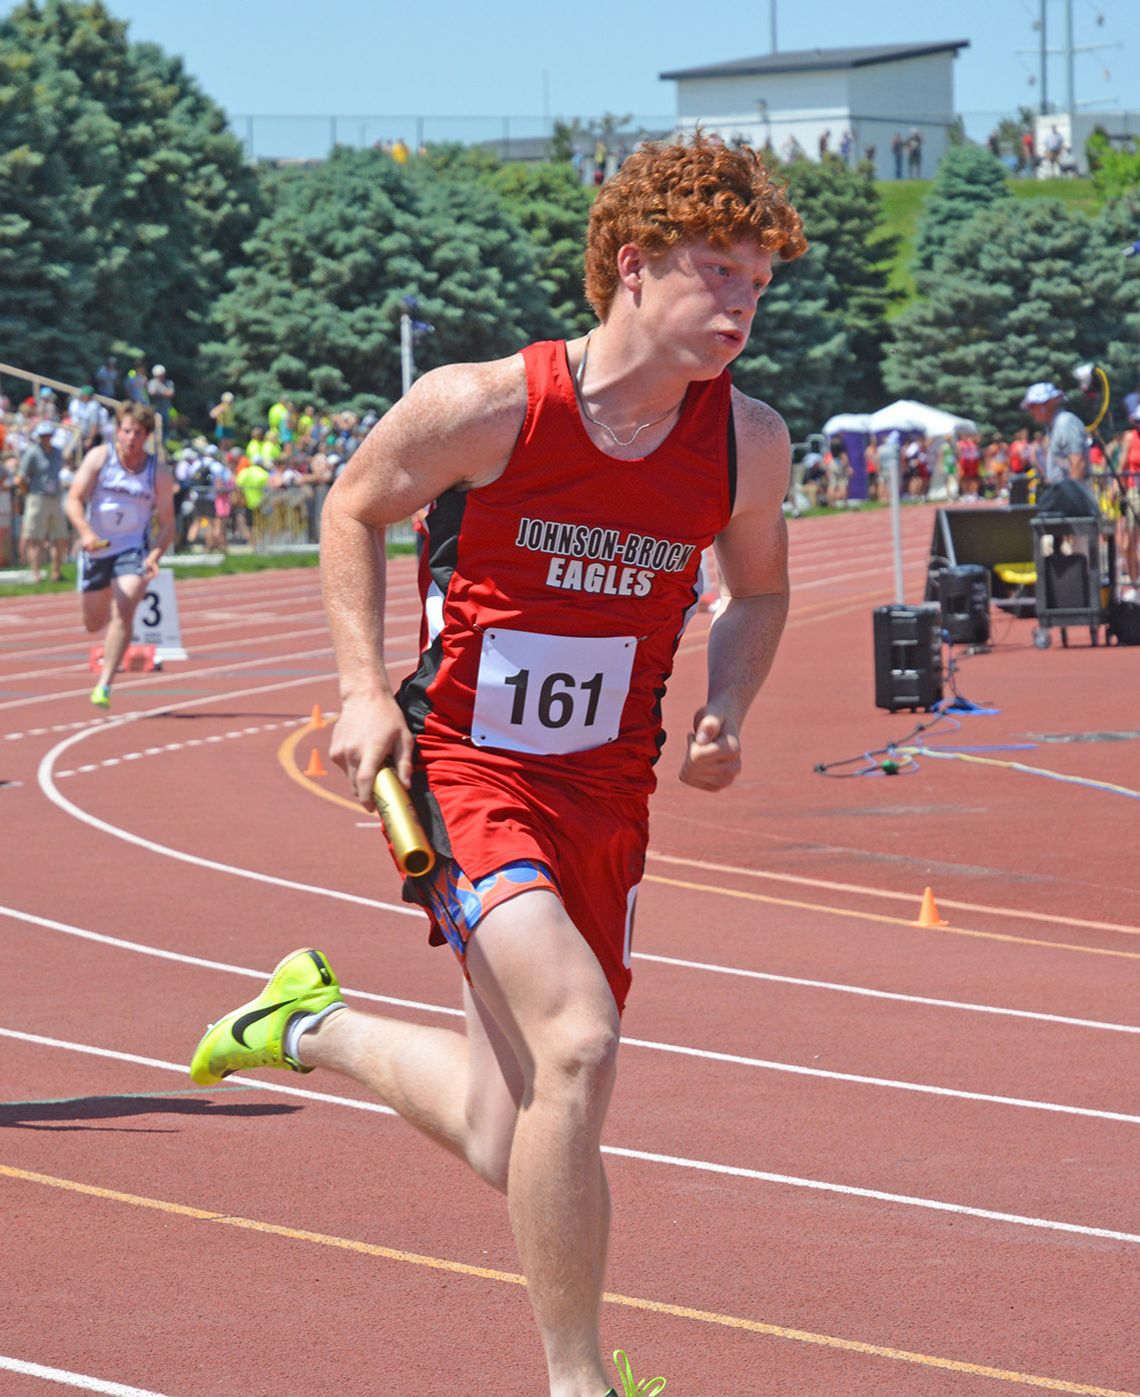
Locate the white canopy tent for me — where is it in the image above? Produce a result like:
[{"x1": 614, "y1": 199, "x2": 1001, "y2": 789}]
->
[
  {"x1": 823, "y1": 400, "x2": 977, "y2": 439},
  {"x1": 868, "y1": 399, "x2": 977, "y2": 438},
  {"x1": 823, "y1": 401, "x2": 979, "y2": 604}
]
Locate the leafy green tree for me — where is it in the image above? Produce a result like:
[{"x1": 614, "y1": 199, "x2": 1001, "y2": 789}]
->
[
  {"x1": 883, "y1": 198, "x2": 1115, "y2": 436},
  {"x1": 733, "y1": 245, "x2": 851, "y2": 443},
  {"x1": 913, "y1": 144, "x2": 1010, "y2": 279},
  {"x1": 1086, "y1": 135, "x2": 1140, "y2": 201},
  {"x1": 0, "y1": 0, "x2": 261, "y2": 412},
  {"x1": 206, "y1": 148, "x2": 561, "y2": 418},
  {"x1": 0, "y1": 40, "x2": 96, "y2": 374},
  {"x1": 781, "y1": 155, "x2": 899, "y2": 408},
  {"x1": 485, "y1": 161, "x2": 594, "y2": 336}
]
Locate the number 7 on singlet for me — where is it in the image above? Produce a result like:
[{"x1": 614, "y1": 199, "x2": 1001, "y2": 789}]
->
[{"x1": 470, "y1": 628, "x2": 637, "y2": 756}]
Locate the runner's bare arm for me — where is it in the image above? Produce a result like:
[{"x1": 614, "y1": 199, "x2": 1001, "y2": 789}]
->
[
  {"x1": 322, "y1": 357, "x2": 527, "y2": 807},
  {"x1": 64, "y1": 445, "x2": 110, "y2": 550},
  {"x1": 681, "y1": 390, "x2": 791, "y2": 792}
]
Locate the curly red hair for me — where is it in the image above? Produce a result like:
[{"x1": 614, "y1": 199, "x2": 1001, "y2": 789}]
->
[{"x1": 585, "y1": 133, "x2": 807, "y2": 320}]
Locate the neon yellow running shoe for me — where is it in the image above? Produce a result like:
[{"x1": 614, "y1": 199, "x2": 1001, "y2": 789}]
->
[
  {"x1": 90, "y1": 684, "x2": 111, "y2": 709},
  {"x1": 612, "y1": 1350, "x2": 666, "y2": 1395},
  {"x1": 189, "y1": 948, "x2": 344, "y2": 1086}
]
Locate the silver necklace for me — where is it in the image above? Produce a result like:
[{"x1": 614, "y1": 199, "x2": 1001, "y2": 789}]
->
[{"x1": 574, "y1": 334, "x2": 685, "y2": 448}]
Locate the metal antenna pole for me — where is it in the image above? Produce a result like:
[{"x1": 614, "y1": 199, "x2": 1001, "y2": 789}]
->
[
  {"x1": 1040, "y1": 0, "x2": 1048, "y2": 113},
  {"x1": 1065, "y1": 0, "x2": 1075, "y2": 115}
]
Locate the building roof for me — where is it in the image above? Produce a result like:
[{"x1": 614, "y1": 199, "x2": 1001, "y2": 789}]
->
[{"x1": 660, "y1": 40, "x2": 970, "y2": 83}]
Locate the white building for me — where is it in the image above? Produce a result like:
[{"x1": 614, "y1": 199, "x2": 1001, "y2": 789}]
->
[
  {"x1": 660, "y1": 40, "x2": 969, "y2": 180},
  {"x1": 1033, "y1": 110, "x2": 1140, "y2": 177}
]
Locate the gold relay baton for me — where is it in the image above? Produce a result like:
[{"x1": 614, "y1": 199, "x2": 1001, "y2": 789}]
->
[{"x1": 372, "y1": 766, "x2": 436, "y2": 878}]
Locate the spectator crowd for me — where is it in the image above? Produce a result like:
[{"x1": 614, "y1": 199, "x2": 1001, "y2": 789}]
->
[
  {"x1": 4, "y1": 360, "x2": 1139, "y2": 593},
  {"x1": 1, "y1": 365, "x2": 383, "y2": 574}
]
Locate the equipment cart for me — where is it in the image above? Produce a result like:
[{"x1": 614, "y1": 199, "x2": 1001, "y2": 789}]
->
[{"x1": 1030, "y1": 514, "x2": 1116, "y2": 648}]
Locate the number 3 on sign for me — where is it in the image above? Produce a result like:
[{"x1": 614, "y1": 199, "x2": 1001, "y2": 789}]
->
[{"x1": 471, "y1": 628, "x2": 636, "y2": 756}]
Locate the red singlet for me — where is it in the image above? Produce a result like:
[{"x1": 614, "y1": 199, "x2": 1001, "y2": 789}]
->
[{"x1": 396, "y1": 340, "x2": 734, "y2": 1008}]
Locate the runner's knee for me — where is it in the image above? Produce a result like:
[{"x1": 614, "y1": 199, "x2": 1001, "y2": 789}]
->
[{"x1": 534, "y1": 1012, "x2": 620, "y2": 1104}]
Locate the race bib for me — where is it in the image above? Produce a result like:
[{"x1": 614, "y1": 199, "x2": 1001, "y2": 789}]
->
[
  {"x1": 95, "y1": 491, "x2": 151, "y2": 541},
  {"x1": 471, "y1": 628, "x2": 636, "y2": 756}
]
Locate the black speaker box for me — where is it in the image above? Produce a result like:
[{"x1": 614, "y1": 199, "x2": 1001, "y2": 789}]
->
[
  {"x1": 937, "y1": 564, "x2": 991, "y2": 645},
  {"x1": 873, "y1": 604, "x2": 944, "y2": 712}
]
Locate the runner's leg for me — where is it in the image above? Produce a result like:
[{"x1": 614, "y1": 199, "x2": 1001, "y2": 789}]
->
[
  {"x1": 96, "y1": 572, "x2": 147, "y2": 691},
  {"x1": 300, "y1": 977, "x2": 523, "y2": 1189},
  {"x1": 466, "y1": 890, "x2": 619, "y2": 1397}
]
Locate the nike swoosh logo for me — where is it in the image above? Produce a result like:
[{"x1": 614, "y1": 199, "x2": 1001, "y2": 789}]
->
[{"x1": 233, "y1": 1000, "x2": 294, "y2": 1047}]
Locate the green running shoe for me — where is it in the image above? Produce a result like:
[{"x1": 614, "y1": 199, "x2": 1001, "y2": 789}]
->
[
  {"x1": 189, "y1": 948, "x2": 344, "y2": 1086},
  {"x1": 90, "y1": 684, "x2": 111, "y2": 709}
]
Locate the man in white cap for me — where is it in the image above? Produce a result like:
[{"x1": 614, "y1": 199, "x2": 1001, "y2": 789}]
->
[
  {"x1": 1020, "y1": 381, "x2": 1091, "y2": 505},
  {"x1": 148, "y1": 363, "x2": 175, "y2": 437},
  {"x1": 17, "y1": 419, "x2": 70, "y2": 582}
]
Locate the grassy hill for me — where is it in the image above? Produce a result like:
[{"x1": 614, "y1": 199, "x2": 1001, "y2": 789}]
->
[{"x1": 876, "y1": 176, "x2": 1101, "y2": 312}]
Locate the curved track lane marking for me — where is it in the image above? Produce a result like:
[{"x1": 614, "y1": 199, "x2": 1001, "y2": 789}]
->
[
  {"x1": 647, "y1": 852, "x2": 1140, "y2": 937},
  {"x1": 644, "y1": 873, "x2": 1140, "y2": 960},
  {"x1": 0, "y1": 1356, "x2": 168, "y2": 1396},
  {"x1": 273, "y1": 738, "x2": 1140, "y2": 962},
  {"x1": 4, "y1": 906, "x2": 1137, "y2": 1120},
  {"x1": 0, "y1": 1166, "x2": 1134, "y2": 1396},
  {"x1": 35, "y1": 688, "x2": 419, "y2": 921},
  {"x1": 4, "y1": 1027, "x2": 1139, "y2": 1244},
  {"x1": 9, "y1": 900, "x2": 1138, "y2": 1038}
]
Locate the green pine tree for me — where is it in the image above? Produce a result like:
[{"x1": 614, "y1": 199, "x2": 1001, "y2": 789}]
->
[
  {"x1": 913, "y1": 145, "x2": 1010, "y2": 281},
  {"x1": 732, "y1": 245, "x2": 851, "y2": 444},
  {"x1": 884, "y1": 198, "x2": 1111, "y2": 437},
  {"x1": 782, "y1": 155, "x2": 900, "y2": 409},
  {"x1": 205, "y1": 147, "x2": 561, "y2": 419}
]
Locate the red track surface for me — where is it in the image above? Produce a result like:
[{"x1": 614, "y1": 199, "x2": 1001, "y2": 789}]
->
[{"x1": 2, "y1": 504, "x2": 1138, "y2": 1396}]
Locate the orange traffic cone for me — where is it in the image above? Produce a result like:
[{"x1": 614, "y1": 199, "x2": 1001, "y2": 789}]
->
[
  {"x1": 303, "y1": 748, "x2": 327, "y2": 779},
  {"x1": 309, "y1": 704, "x2": 326, "y2": 729},
  {"x1": 912, "y1": 886, "x2": 948, "y2": 928}
]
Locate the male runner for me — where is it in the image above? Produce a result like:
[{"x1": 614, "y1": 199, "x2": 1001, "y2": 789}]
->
[
  {"x1": 65, "y1": 401, "x2": 174, "y2": 708},
  {"x1": 191, "y1": 135, "x2": 806, "y2": 1396}
]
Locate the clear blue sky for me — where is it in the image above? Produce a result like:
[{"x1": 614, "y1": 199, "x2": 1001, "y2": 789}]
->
[{"x1": 4, "y1": 0, "x2": 1134, "y2": 157}]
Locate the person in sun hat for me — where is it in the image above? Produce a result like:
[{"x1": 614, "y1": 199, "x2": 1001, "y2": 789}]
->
[{"x1": 1020, "y1": 380, "x2": 1095, "y2": 514}]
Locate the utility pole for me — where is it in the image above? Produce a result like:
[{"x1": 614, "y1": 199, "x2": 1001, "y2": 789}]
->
[
  {"x1": 1065, "y1": 0, "x2": 1075, "y2": 119},
  {"x1": 770, "y1": 0, "x2": 778, "y2": 54},
  {"x1": 1040, "y1": 0, "x2": 1048, "y2": 114}
]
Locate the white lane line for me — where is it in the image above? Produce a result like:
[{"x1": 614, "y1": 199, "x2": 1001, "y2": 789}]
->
[
  {"x1": 635, "y1": 952, "x2": 1140, "y2": 1035},
  {"x1": 29, "y1": 707, "x2": 1140, "y2": 1045},
  {"x1": 619, "y1": 1036, "x2": 1140, "y2": 1124},
  {"x1": 3, "y1": 1026, "x2": 1137, "y2": 1247},
  {"x1": 32, "y1": 666, "x2": 421, "y2": 914},
  {"x1": 0, "y1": 907, "x2": 456, "y2": 1021},
  {"x1": 646, "y1": 852, "x2": 1140, "y2": 938},
  {"x1": 55, "y1": 719, "x2": 311, "y2": 779},
  {"x1": 0, "y1": 1355, "x2": 169, "y2": 1396},
  {"x1": 599, "y1": 1145, "x2": 1140, "y2": 1246},
  {"x1": 0, "y1": 1030, "x2": 397, "y2": 1115},
  {"x1": 3, "y1": 906, "x2": 1135, "y2": 1125},
  {"x1": 0, "y1": 643, "x2": 338, "y2": 713}
]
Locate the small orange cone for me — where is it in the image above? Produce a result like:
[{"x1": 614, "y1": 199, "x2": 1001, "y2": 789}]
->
[
  {"x1": 309, "y1": 704, "x2": 326, "y2": 729},
  {"x1": 303, "y1": 748, "x2": 327, "y2": 779},
  {"x1": 912, "y1": 886, "x2": 948, "y2": 928}
]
